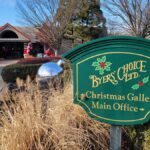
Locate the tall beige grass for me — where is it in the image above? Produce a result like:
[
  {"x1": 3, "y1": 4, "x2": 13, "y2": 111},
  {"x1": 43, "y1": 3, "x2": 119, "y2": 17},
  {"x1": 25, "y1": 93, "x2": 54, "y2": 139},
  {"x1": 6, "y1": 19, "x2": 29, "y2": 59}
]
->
[{"x1": 0, "y1": 77, "x2": 109, "y2": 150}]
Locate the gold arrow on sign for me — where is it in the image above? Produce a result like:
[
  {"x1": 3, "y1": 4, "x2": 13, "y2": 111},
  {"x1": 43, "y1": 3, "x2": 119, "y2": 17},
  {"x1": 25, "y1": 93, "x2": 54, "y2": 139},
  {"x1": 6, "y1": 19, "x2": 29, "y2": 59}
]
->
[{"x1": 139, "y1": 108, "x2": 145, "y2": 111}]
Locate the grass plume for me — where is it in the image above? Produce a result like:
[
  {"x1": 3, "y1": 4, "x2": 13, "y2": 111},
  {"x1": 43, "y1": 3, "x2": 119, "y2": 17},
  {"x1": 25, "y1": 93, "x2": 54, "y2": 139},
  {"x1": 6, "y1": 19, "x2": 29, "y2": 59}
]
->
[{"x1": 0, "y1": 77, "x2": 109, "y2": 150}]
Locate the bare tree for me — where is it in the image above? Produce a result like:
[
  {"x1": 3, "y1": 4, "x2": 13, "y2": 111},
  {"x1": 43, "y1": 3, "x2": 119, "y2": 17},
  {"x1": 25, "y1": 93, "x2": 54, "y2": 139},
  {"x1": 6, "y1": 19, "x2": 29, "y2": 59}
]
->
[
  {"x1": 17, "y1": 0, "x2": 76, "y2": 55},
  {"x1": 102, "y1": 0, "x2": 150, "y2": 38}
]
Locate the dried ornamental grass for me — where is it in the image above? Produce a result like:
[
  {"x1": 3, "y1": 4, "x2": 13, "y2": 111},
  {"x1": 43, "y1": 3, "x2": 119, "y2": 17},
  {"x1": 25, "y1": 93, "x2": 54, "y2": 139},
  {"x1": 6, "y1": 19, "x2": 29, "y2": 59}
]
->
[
  {"x1": 144, "y1": 128, "x2": 150, "y2": 150},
  {"x1": 0, "y1": 79, "x2": 109, "y2": 150}
]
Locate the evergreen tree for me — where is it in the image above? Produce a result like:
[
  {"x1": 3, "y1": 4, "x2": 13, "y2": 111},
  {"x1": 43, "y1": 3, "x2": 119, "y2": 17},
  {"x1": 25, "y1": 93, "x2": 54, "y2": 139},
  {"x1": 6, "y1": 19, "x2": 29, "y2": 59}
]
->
[{"x1": 64, "y1": 0, "x2": 107, "y2": 45}]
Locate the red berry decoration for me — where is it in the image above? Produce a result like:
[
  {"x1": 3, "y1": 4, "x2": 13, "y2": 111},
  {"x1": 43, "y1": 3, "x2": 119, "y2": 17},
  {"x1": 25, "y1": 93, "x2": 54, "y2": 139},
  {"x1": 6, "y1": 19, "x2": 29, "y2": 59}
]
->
[
  {"x1": 138, "y1": 81, "x2": 144, "y2": 87},
  {"x1": 99, "y1": 62, "x2": 106, "y2": 69}
]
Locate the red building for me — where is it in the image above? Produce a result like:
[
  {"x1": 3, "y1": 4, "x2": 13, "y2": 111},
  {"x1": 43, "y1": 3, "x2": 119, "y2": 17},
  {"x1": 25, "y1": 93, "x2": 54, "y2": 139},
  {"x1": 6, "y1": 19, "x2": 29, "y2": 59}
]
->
[{"x1": 0, "y1": 23, "x2": 43, "y2": 58}]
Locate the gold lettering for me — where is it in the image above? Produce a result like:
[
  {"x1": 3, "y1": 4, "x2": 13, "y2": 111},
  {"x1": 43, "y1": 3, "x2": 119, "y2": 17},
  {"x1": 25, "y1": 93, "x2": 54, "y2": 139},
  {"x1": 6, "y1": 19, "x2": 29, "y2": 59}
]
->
[
  {"x1": 89, "y1": 75, "x2": 100, "y2": 88},
  {"x1": 113, "y1": 103, "x2": 138, "y2": 112},
  {"x1": 92, "y1": 102, "x2": 99, "y2": 109},
  {"x1": 117, "y1": 67, "x2": 124, "y2": 80},
  {"x1": 86, "y1": 91, "x2": 91, "y2": 99},
  {"x1": 89, "y1": 73, "x2": 118, "y2": 88},
  {"x1": 92, "y1": 102, "x2": 111, "y2": 110},
  {"x1": 117, "y1": 60, "x2": 147, "y2": 83},
  {"x1": 139, "y1": 60, "x2": 147, "y2": 72},
  {"x1": 127, "y1": 93, "x2": 150, "y2": 102}
]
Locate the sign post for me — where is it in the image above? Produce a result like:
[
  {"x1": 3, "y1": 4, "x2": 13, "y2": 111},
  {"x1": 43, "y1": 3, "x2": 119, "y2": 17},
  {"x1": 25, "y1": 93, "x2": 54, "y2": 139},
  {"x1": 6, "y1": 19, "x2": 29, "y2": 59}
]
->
[
  {"x1": 110, "y1": 126, "x2": 122, "y2": 150},
  {"x1": 63, "y1": 36, "x2": 150, "y2": 149}
]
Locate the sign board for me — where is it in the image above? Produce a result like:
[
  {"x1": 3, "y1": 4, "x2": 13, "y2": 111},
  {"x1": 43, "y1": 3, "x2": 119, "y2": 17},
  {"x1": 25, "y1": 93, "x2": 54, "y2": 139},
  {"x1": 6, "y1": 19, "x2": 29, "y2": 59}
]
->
[{"x1": 63, "y1": 36, "x2": 150, "y2": 125}]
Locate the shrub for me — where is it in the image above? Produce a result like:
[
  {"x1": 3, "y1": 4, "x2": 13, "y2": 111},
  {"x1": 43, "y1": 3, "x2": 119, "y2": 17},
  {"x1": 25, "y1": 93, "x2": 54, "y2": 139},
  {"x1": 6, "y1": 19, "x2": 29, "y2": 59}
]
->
[
  {"x1": 1, "y1": 63, "x2": 42, "y2": 83},
  {"x1": 125, "y1": 123, "x2": 150, "y2": 150},
  {"x1": 144, "y1": 128, "x2": 150, "y2": 150},
  {"x1": 1, "y1": 59, "x2": 71, "y2": 84},
  {"x1": 18, "y1": 57, "x2": 61, "y2": 65}
]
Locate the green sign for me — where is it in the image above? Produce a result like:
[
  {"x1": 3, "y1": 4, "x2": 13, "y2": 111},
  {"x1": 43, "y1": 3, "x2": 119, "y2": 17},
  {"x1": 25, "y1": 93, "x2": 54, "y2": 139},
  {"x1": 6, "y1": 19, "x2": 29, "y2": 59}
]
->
[{"x1": 63, "y1": 36, "x2": 150, "y2": 125}]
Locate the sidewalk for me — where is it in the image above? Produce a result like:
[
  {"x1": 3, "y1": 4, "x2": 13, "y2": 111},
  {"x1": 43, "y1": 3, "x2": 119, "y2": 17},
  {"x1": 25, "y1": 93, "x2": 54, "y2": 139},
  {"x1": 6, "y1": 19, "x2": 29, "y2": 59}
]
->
[
  {"x1": 0, "y1": 68, "x2": 4, "y2": 91},
  {"x1": 0, "y1": 60, "x2": 18, "y2": 67}
]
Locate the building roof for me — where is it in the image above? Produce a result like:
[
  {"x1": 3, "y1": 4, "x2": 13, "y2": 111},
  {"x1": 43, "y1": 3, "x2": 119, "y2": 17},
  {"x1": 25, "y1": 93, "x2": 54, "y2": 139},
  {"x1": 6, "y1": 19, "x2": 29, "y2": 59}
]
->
[
  {"x1": 0, "y1": 23, "x2": 39, "y2": 43},
  {"x1": 16, "y1": 27, "x2": 39, "y2": 43}
]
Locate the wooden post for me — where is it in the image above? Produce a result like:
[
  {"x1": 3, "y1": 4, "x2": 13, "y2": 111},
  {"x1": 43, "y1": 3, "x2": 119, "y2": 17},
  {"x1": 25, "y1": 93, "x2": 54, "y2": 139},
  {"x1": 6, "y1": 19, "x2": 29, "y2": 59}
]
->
[{"x1": 110, "y1": 126, "x2": 122, "y2": 150}]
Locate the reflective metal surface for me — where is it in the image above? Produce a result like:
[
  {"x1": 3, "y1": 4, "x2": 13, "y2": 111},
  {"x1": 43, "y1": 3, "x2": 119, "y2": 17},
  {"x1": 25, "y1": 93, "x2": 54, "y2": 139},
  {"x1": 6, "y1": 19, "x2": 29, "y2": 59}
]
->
[
  {"x1": 37, "y1": 62, "x2": 63, "y2": 77},
  {"x1": 57, "y1": 59, "x2": 65, "y2": 66}
]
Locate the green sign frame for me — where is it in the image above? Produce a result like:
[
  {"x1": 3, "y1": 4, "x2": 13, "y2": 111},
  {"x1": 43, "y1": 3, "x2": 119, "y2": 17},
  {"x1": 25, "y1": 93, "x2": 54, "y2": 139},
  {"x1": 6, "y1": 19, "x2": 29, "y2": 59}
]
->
[{"x1": 63, "y1": 36, "x2": 150, "y2": 125}]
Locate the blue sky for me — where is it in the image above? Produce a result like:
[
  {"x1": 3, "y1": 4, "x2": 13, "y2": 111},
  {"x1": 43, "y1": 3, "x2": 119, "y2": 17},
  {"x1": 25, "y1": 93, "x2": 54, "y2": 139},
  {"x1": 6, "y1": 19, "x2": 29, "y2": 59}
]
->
[
  {"x1": 0, "y1": 0, "x2": 107, "y2": 27},
  {"x1": 0, "y1": 0, "x2": 20, "y2": 26}
]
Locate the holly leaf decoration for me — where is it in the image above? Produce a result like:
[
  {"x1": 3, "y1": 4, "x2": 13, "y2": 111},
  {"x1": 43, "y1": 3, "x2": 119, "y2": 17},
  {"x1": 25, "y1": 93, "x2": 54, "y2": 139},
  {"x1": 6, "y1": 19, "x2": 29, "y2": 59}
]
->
[
  {"x1": 95, "y1": 66, "x2": 101, "y2": 70},
  {"x1": 132, "y1": 76, "x2": 149, "y2": 90},
  {"x1": 105, "y1": 66, "x2": 111, "y2": 71},
  {"x1": 92, "y1": 61, "x2": 99, "y2": 67},
  {"x1": 97, "y1": 58, "x2": 102, "y2": 62},
  {"x1": 101, "y1": 56, "x2": 106, "y2": 62},
  {"x1": 106, "y1": 62, "x2": 112, "y2": 67},
  {"x1": 99, "y1": 69, "x2": 104, "y2": 75},
  {"x1": 92, "y1": 56, "x2": 112, "y2": 75},
  {"x1": 132, "y1": 84, "x2": 139, "y2": 90},
  {"x1": 143, "y1": 76, "x2": 149, "y2": 84}
]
